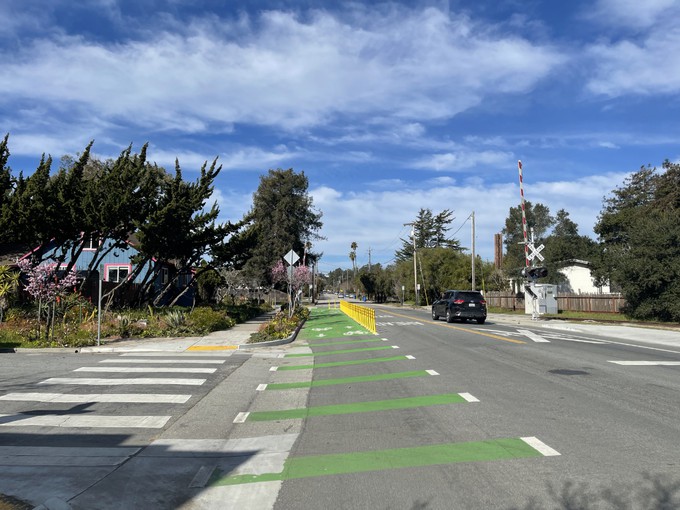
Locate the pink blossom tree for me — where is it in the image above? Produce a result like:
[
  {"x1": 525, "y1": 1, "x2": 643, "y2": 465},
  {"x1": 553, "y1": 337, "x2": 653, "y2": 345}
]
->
[
  {"x1": 17, "y1": 259, "x2": 78, "y2": 339},
  {"x1": 271, "y1": 260, "x2": 311, "y2": 316}
]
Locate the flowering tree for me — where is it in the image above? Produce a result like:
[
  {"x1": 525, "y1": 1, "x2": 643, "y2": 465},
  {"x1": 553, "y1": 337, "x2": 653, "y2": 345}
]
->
[
  {"x1": 271, "y1": 260, "x2": 311, "y2": 316},
  {"x1": 17, "y1": 259, "x2": 78, "y2": 339}
]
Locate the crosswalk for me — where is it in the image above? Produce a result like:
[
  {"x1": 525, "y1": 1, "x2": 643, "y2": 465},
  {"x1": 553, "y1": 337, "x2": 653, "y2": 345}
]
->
[{"x1": 0, "y1": 352, "x2": 234, "y2": 431}]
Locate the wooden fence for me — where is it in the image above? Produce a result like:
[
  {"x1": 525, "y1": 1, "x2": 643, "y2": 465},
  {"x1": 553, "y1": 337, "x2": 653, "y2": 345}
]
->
[{"x1": 484, "y1": 291, "x2": 626, "y2": 314}]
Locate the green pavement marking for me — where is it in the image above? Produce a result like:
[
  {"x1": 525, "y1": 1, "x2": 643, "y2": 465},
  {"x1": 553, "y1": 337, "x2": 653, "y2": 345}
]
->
[
  {"x1": 299, "y1": 309, "x2": 372, "y2": 340},
  {"x1": 265, "y1": 370, "x2": 431, "y2": 390},
  {"x1": 211, "y1": 437, "x2": 543, "y2": 486},
  {"x1": 285, "y1": 346, "x2": 394, "y2": 358},
  {"x1": 277, "y1": 355, "x2": 409, "y2": 371},
  {"x1": 306, "y1": 338, "x2": 383, "y2": 347},
  {"x1": 246, "y1": 393, "x2": 467, "y2": 421}
]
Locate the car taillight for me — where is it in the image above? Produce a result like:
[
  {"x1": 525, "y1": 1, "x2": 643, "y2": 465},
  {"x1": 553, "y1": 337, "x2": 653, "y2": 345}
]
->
[
  {"x1": 480, "y1": 300, "x2": 486, "y2": 305},
  {"x1": 453, "y1": 299, "x2": 464, "y2": 304}
]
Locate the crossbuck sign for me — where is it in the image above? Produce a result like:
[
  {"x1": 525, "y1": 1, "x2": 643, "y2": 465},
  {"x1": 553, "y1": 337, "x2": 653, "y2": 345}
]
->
[{"x1": 527, "y1": 243, "x2": 545, "y2": 262}]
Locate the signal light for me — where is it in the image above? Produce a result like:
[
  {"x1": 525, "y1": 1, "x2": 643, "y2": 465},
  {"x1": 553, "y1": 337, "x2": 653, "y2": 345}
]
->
[{"x1": 524, "y1": 267, "x2": 548, "y2": 279}]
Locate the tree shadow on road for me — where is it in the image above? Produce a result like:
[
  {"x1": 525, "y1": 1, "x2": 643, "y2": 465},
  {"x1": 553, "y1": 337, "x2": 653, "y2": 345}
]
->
[{"x1": 509, "y1": 472, "x2": 680, "y2": 510}]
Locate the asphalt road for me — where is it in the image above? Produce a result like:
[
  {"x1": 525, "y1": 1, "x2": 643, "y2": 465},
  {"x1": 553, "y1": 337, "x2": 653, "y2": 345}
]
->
[
  {"x1": 2, "y1": 304, "x2": 680, "y2": 509},
  {"x1": 272, "y1": 304, "x2": 680, "y2": 509}
]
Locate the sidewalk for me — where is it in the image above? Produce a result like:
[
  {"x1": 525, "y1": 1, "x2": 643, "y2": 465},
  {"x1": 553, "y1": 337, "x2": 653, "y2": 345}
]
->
[{"x1": 76, "y1": 310, "x2": 284, "y2": 354}]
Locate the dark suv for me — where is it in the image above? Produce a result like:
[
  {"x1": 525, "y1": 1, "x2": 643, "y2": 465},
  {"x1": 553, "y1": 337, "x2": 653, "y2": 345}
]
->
[{"x1": 432, "y1": 290, "x2": 487, "y2": 324}]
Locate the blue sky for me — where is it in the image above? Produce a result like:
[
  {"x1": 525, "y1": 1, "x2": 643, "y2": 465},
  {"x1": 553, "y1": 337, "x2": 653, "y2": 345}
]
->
[{"x1": 2, "y1": 0, "x2": 679, "y2": 273}]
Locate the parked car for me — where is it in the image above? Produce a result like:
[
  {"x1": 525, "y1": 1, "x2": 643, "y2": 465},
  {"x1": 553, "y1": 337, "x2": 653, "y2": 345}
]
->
[{"x1": 432, "y1": 290, "x2": 487, "y2": 324}]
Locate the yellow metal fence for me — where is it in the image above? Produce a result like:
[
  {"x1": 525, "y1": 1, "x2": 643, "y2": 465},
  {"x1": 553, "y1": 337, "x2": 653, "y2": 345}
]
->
[{"x1": 339, "y1": 300, "x2": 377, "y2": 334}]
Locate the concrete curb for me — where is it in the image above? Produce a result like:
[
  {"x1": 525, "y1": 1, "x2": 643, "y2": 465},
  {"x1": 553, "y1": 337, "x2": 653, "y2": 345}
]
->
[{"x1": 238, "y1": 319, "x2": 305, "y2": 348}]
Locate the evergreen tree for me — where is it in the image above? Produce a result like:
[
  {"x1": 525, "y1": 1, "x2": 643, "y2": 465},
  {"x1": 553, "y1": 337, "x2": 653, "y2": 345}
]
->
[
  {"x1": 241, "y1": 168, "x2": 324, "y2": 286},
  {"x1": 136, "y1": 157, "x2": 237, "y2": 306},
  {"x1": 501, "y1": 201, "x2": 554, "y2": 277},
  {"x1": 395, "y1": 208, "x2": 460, "y2": 262},
  {"x1": 542, "y1": 209, "x2": 598, "y2": 283},
  {"x1": 595, "y1": 161, "x2": 680, "y2": 320}
]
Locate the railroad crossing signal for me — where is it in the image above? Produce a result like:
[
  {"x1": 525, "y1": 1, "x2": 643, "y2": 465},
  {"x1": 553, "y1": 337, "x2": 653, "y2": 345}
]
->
[{"x1": 527, "y1": 243, "x2": 545, "y2": 262}]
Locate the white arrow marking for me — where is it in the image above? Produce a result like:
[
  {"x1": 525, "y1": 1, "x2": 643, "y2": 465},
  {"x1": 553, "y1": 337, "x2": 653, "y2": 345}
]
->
[{"x1": 517, "y1": 329, "x2": 550, "y2": 343}]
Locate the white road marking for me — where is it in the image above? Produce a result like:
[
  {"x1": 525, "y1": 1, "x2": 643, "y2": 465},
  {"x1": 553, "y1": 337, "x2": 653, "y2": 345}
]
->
[
  {"x1": 517, "y1": 329, "x2": 550, "y2": 343},
  {"x1": 256, "y1": 384, "x2": 268, "y2": 391},
  {"x1": 459, "y1": 393, "x2": 480, "y2": 403},
  {"x1": 609, "y1": 361, "x2": 680, "y2": 366},
  {"x1": 521, "y1": 436, "x2": 561, "y2": 456},
  {"x1": 0, "y1": 393, "x2": 191, "y2": 403},
  {"x1": 75, "y1": 367, "x2": 216, "y2": 374},
  {"x1": 426, "y1": 370, "x2": 439, "y2": 376},
  {"x1": 405, "y1": 355, "x2": 416, "y2": 359},
  {"x1": 0, "y1": 414, "x2": 171, "y2": 428},
  {"x1": 546, "y1": 336, "x2": 606, "y2": 344},
  {"x1": 270, "y1": 366, "x2": 279, "y2": 371},
  {"x1": 233, "y1": 412, "x2": 249, "y2": 423},
  {"x1": 391, "y1": 345, "x2": 400, "y2": 349},
  {"x1": 100, "y1": 358, "x2": 225, "y2": 364},
  {"x1": 39, "y1": 377, "x2": 206, "y2": 386}
]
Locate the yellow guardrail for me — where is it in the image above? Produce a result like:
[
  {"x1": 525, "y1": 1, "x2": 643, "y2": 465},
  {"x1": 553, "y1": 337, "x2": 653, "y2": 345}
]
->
[{"x1": 340, "y1": 300, "x2": 377, "y2": 334}]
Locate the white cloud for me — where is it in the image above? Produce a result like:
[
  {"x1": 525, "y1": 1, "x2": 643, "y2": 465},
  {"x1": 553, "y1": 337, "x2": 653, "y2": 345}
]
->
[
  {"x1": 413, "y1": 150, "x2": 514, "y2": 171},
  {"x1": 586, "y1": 29, "x2": 680, "y2": 97},
  {"x1": 583, "y1": 0, "x2": 680, "y2": 98},
  {"x1": 586, "y1": 0, "x2": 678, "y2": 29},
  {"x1": 311, "y1": 171, "x2": 631, "y2": 270},
  {"x1": 0, "y1": 5, "x2": 565, "y2": 136}
]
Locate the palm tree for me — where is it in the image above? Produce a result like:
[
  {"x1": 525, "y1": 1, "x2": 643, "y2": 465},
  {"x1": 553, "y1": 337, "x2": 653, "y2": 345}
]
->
[{"x1": 350, "y1": 242, "x2": 358, "y2": 274}]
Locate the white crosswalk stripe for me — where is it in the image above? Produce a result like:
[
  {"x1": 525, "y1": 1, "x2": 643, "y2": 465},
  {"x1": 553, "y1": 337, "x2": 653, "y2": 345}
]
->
[
  {"x1": 0, "y1": 414, "x2": 171, "y2": 428},
  {"x1": 1, "y1": 352, "x2": 229, "y2": 441},
  {"x1": 75, "y1": 367, "x2": 216, "y2": 374},
  {"x1": 0, "y1": 393, "x2": 192, "y2": 403},
  {"x1": 39, "y1": 377, "x2": 207, "y2": 386},
  {"x1": 100, "y1": 358, "x2": 226, "y2": 364}
]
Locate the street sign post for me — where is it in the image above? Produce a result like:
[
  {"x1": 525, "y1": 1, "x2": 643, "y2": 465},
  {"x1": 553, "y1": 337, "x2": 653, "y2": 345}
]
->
[{"x1": 284, "y1": 250, "x2": 300, "y2": 266}]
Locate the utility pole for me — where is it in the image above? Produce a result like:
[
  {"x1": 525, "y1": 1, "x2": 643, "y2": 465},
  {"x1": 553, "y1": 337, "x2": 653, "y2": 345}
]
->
[
  {"x1": 404, "y1": 222, "x2": 418, "y2": 306},
  {"x1": 471, "y1": 211, "x2": 476, "y2": 291},
  {"x1": 367, "y1": 247, "x2": 372, "y2": 272}
]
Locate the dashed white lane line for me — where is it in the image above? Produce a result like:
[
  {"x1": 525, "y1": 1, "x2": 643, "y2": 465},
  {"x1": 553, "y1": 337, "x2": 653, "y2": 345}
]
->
[
  {"x1": 521, "y1": 436, "x2": 561, "y2": 456},
  {"x1": 0, "y1": 393, "x2": 192, "y2": 403},
  {"x1": 233, "y1": 412, "x2": 250, "y2": 423},
  {"x1": 459, "y1": 393, "x2": 480, "y2": 403},
  {"x1": 609, "y1": 360, "x2": 680, "y2": 366},
  {"x1": 0, "y1": 414, "x2": 171, "y2": 429},
  {"x1": 39, "y1": 377, "x2": 206, "y2": 386},
  {"x1": 426, "y1": 370, "x2": 440, "y2": 376},
  {"x1": 517, "y1": 329, "x2": 550, "y2": 343},
  {"x1": 75, "y1": 367, "x2": 216, "y2": 374}
]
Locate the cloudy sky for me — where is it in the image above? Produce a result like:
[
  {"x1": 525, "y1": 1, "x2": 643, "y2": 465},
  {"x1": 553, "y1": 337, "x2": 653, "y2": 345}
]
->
[{"x1": 2, "y1": 0, "x2": 679, "y2": 272}]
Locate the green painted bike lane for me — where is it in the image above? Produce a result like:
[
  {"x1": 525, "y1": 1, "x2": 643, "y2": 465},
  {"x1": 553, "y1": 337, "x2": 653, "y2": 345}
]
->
[
  {"x1": 299, "y1": 308, "x2": 373, "y2": 341},
  {"x1": 236, "y1": 306, "x2": 561, "y2": 488},
  {"x1": 209, "y1": 437, "x2": 554, "y2": 486}
]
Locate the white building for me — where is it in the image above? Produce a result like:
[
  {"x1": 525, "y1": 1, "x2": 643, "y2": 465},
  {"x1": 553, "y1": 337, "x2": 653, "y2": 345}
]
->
[{"x1": 557, "y1": 259, "x2": 610, "y2": 294}]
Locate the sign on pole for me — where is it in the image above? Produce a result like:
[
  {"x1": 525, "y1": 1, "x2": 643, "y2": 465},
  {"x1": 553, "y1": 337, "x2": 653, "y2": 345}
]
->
[
  {"x1": 284, "y1": 250, "x2": 300, "y2": 266},
  {"x1": 527, "y1": 243, "x2": 545, "y2": 262}
]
